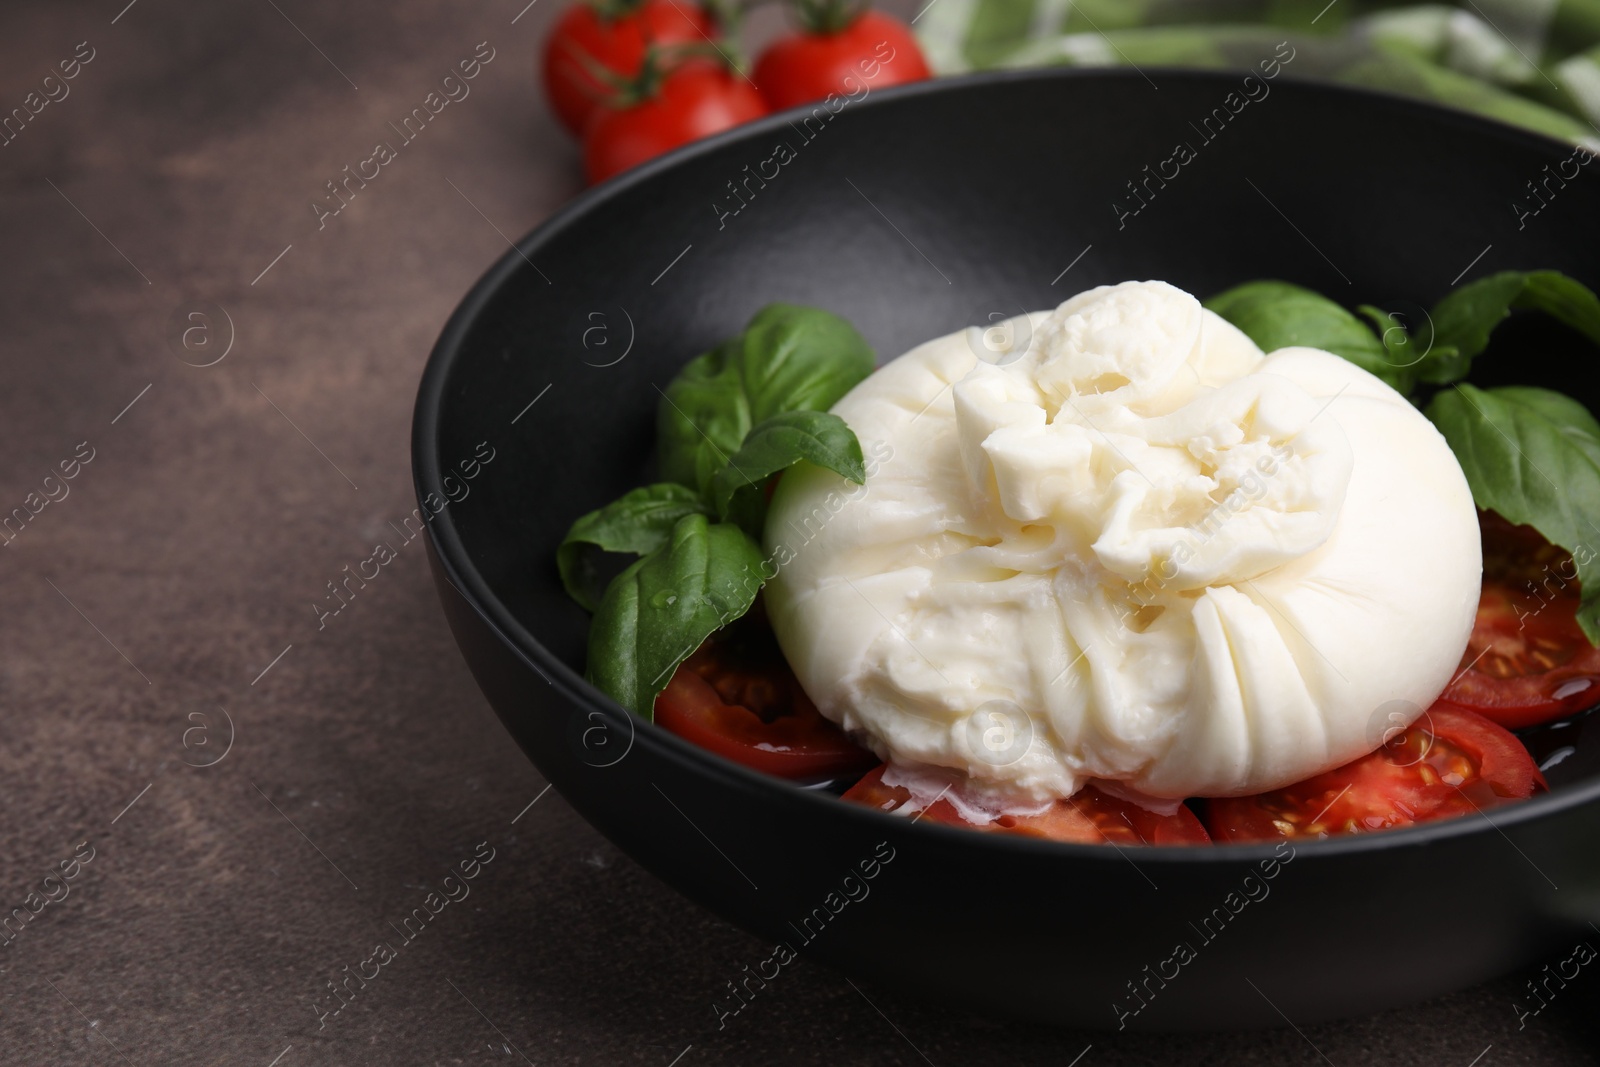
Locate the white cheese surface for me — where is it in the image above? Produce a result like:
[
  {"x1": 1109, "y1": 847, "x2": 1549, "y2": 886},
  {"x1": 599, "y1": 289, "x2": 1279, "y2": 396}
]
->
[{"x1": 763, "y1": 281, "x2": 1481, "y2": 801}]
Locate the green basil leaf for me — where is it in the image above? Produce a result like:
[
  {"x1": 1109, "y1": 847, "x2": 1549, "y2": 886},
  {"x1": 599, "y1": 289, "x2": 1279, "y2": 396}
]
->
[
  {"x1": 1205, "y1": 281, "x2": 1412, "y2": 393},
  {"x1": 657, "y1": 304, "x2": 874, "y2": 499},
  {"x1": 1358, "y1": 302, "x2": 1443, "y2": 388},
  {"x1": 1420, "y1": 270, "x2": 1600, "y2": 385},
  {"x1": 585, "y1": 514, "x2": 767, "y2": 716},
  {"x1": 1357, "y1": 305, "x2": 1404, "y2": 347},
  {"x1": 712, "y1": 411, "x2": 865, "y2": 529},
  {"x1": 655, "y1": 335, "x2": 751, "y2": 503},
  {"x1": 1426, "y1": 383, "x2": 1600, "y2": 643},
  {"x1": 734, "y1": 304, "x2": 875, "y2": 422},
  {"x1": 1487, "y1": 387, "x2": 1600, "y2": 463},
  {"x1": 557, "y1": 483, "x2": 711, "y2": 611}
]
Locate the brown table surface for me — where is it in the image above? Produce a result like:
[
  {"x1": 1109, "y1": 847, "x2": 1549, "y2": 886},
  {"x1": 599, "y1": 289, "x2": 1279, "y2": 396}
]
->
[{"x1": 3, "y1": 1, "x2": 1598, "y2": 1064}]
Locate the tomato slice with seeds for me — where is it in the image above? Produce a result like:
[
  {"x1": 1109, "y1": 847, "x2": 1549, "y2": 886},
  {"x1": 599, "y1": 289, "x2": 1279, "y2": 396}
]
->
[
  {"x1": 1204, "y1": 704, "x2": 1544, "y2": 843},
  {"x1": 842, "y1": 765, "x2": 1211, "y2": 845},
  {"x1": 1439, "y1": 511, "x2": 1600, "y2": 729},
  {"x1": 654, "y1": 615, "x2": 877, "y2": 781}
]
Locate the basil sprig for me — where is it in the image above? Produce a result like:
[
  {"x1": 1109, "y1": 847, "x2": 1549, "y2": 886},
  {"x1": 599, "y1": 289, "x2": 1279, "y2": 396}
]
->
[
  {"x1": 557, "y1": 483, "x2": 710, "y2": 612},
  {"x1": 712, "y1": 410, "x2": 865, "y2": 533},
  {"x1": 1204, "y1": 280, "x2": 1401, "y2": 389},
  {"x1": 1418, "y1": 271, "x2": 1600, "y2": 385},
  {"x1": 1427, "y1": 385, "x2": 1600, "y2": 643},
  {"x1": 1207, "y1": 270, "x2": 1600, "y2": 645},
  {"x1": 658, "y1": 303, "x2": 875, "y2": 499},
  {"x1": 586, "y1": 515, "x2": 768, "y2": 716},
  {"x1": 557, "y1": 304, "x2": 875, "y2": 716}
]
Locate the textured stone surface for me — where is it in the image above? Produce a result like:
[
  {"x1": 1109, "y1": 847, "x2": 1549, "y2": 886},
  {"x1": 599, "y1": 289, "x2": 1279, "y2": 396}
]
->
[{"x1": 1, "y1": 1, "x2": 1598, "y2": 1064}]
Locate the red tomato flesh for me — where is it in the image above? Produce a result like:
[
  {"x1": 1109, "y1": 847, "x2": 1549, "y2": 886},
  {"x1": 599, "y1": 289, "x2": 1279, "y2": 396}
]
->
[
  {"x1": 655, "y1": 617, "x2": 877, "y2": 780},
  {"x1": 1205, "y1": 704, "x2": 1545, "y2": 843},
  {"x1": 1439, "y1": 510, "x2": 1600, "y2": 729},
  {"x1": 753, "y1": 11, "x2": 931, "y2": 111},
  {"x1": 842, "y1": 765, "x2": 1211, "y2": 845},
  {"x1": 541, "y1": 0, "x2": 717, "y2": 137}
]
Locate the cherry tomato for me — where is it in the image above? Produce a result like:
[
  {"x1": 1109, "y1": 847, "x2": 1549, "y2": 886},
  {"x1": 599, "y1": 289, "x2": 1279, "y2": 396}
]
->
[
  {"x1": 654, "y1": 616, "x2": 877, "y2": 780},
  {"x1": 753, "y1": 11, "x2": 930, "y2": 111},
  {"x1": 1439, "y1": 510, "x2": 1600, "y2": 729},
  {"x1": 542, "y1": 0, "x2": 717, "y2": 136},
  {"x1": 584, "y1": 66, "x2": 767, "y2": 183},
  {"x1": 1204, "y1": 704, "x2": 1545, "y2": 843},
  {"x1": 842, "y1": 765, "x2": 1212, "y2": 845}
]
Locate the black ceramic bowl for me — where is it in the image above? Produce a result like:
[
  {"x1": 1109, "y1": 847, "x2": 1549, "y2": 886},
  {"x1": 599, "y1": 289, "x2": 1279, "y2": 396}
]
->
[{"x1": 413, "y1": 69, "x2": 1600, "y2": 1030}]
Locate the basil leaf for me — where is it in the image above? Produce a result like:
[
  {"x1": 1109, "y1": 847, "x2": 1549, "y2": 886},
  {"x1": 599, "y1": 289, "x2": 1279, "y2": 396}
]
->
[
  {"x1": 1488, "y1": 387, "x2": 1600, "y2": 464},
  {"x1": 1204, "y1": 281, "x2": 1411, "y2": 393},
  {"x1": 657, "y1": 304, "x2": 874, "y2": 499},
  {"x1": 1420, "y1": 270, "x2": 1600, "y2": 385},
  {"x1": 655, "y1": 335, "x2": 751, "y2": 503},
  {"x1": 1413, "y1": 274, "x2": 1522, "y2": 385},
  {"x1": 1356, "y1": 303, "x2": 1433, "y2": 376},
  {"x1": 734, "y1": 304, "x2": 875, "y2": 421},
  {"x1": 712, "y1": 411, "x2": 865, "y2": 529},
  {"x1": 585, "y1": 514, "x2": 767, "y2": 716},
  {"x1": 1426, "y1": 384, "x2": 1600, "y2": 643},
  {"x1": 557, "y1": 483, "x2": 711, "y2": 611}
]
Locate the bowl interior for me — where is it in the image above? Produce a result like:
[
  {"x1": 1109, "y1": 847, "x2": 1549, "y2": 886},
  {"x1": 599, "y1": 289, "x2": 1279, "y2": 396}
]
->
[{"x1": 420, "y1": 68, "x2": 1600, "y2": 806}]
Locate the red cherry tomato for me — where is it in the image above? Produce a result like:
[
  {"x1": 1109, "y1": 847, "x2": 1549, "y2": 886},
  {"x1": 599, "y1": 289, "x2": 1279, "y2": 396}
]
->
[
  {"x1": 542, "y1": 0, "x2": 717, "y2": 136},
  {"x1": 753, "y1": 11, "x2": 930, "y2": 111},
  {"x1": 842, "y1": 765, "x2": 1212, "y2": 845},
  {"x1": 1439, "y1": 510, "x2": 1600, "y2": 729},
  {"x1": 1204, "y1": 704, "x2": 1545, "y2": 843},
  {"x1": 584, "y1": 66, "x2": 767, "y2": 183},
  {"x1": 654, "y1": 618, "x2": 877, "y2": 780}
]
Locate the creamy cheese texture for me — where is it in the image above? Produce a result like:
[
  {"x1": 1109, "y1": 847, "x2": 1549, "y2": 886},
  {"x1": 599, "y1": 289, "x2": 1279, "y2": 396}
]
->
[{"x1": 763, "y1": 281, "x2": 1481, "y2": 801}]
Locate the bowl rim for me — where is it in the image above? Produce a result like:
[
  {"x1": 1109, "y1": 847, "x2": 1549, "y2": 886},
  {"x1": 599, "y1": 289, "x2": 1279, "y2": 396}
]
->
[{"x1": 413, "y1": 64, "x2": 1600, "y2": 866}]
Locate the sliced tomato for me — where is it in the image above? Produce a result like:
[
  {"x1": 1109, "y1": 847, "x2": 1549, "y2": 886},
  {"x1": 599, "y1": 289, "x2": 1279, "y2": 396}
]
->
[
  {"x1": 655, "y1": 616, "x2": 876, "y2": 780},
  {"x1": 1205, "y1": 703, "x2": 1545, "y2": 843},
  {"x1": 842, "y1": 765, "x2": 1211, "y2": 845},
  {"x1": 1440, "y1": 510, "x2": 1600, "y2": 729}
]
